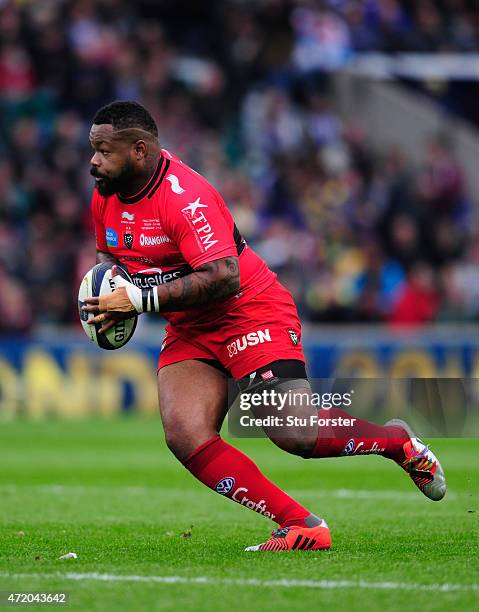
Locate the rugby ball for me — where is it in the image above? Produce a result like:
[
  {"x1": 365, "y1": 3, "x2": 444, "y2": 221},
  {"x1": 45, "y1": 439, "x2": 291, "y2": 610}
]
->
[{"x1": 78, "y1": 263, "x2": 138, "y2": 350}]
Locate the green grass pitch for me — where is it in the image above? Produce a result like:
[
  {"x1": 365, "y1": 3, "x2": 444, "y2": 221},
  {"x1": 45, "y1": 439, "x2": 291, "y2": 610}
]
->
[{"x1": 0, "y1": 418, "x2": 477, "y2": 611}]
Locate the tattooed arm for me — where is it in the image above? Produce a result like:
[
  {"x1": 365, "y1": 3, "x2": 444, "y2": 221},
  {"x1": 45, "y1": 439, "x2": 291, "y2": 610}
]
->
[
  {"x1": 96, "y1": 250, "x2": 239, "y2": 309},
  {"x1": 155, "y1": 256, "x2": 240, "y2": 311},
  {"x1": 82, "y1": 256, "x2": 241, "y2": 330}
]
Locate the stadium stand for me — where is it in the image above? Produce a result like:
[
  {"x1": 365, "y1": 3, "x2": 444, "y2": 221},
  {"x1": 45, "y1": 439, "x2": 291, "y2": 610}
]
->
[{"x1": 1, "y1": 0, "x2": 479, "y2": 331}]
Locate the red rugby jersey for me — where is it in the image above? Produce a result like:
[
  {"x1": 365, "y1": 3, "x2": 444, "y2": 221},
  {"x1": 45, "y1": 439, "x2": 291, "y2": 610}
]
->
[{"x1": 91, "y1": 149, "x2": 276, "y2": 326}]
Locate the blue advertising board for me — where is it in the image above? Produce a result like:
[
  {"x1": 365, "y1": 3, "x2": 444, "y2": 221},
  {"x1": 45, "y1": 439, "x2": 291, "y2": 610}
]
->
[{"x1": 0, "y1": 325, "x2": 478, "y2": 418}]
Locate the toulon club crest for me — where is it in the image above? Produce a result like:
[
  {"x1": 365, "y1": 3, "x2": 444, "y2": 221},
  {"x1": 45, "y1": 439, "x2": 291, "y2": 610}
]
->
[{"x1": 124, "y1": 233, "x2": 133, "y2": 249}]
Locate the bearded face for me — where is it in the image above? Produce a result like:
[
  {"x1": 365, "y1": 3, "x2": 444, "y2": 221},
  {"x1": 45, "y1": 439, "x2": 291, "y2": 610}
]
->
[{"x1": 90, "y1": 156, "x2": 136, "y2": 197}]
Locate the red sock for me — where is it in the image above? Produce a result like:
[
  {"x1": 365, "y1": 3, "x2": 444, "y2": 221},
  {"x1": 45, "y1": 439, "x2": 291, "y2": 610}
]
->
[
  {"x1": 311, "y1": 409, "x2": 409, "y2": 462},
  {"x1": 184, "y1": 436, "x2": 312, "y2": 528}
]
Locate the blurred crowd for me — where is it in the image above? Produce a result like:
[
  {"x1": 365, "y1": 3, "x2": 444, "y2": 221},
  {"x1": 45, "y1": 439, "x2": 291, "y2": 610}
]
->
[{"x1": 1, "y1": 0, "x2": 479, "y2": 334}]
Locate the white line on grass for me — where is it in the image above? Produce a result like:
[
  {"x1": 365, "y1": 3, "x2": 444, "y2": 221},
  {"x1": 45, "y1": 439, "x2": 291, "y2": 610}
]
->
[
  {"x1": 0, "y1": 572, "x2": 477, "y2": 593},
  {"x1": 0, "y1": 485, "x2": 458, "y2": 500}
]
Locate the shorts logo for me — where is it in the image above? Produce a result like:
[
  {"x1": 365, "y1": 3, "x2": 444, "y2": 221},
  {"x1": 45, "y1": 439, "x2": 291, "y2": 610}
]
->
[
  {"x1": 227, "y1": 328, "x2": 272, "y2": 358},
  {"x1": 124, "y1": 233, "x2": 134, "y2": 249},
  {"x1": 342, "y1": 439, "x2": 355, "y2": 455},
  {"x1": 106, "y1": 228, "x2": 118, "y2": 247},
  {"x1": 288, "y1": 329, "x2": 299, "y2": 345},
  {"x1": 215, "y1": 477, "x2": 235, "y2": 495}
]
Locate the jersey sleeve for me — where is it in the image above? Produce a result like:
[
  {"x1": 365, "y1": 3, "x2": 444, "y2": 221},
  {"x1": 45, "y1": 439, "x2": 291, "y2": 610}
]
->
[
  {"x1": 91, "y1": 190, "x2": 108, "y2": 252},
  {"x1": 161, "y1": 182, "x2": 238, "y2": 269}
]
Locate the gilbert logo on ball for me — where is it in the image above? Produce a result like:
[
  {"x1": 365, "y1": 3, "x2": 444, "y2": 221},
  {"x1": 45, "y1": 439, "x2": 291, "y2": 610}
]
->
[{"x1": 78, "y1": 263, "x2": 138, "y2": 350}]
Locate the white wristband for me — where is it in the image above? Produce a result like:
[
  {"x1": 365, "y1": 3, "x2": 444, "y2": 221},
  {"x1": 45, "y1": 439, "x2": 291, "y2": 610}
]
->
[
  {"x1": 140, "y1": 286, "x2": 160, "y2": 312},
  {"x1": 126, "y1": 284, "x2": 144, "y2": 313},
  {"x1": 112, "y1": 273, "x2": 144, "y2": 313}
]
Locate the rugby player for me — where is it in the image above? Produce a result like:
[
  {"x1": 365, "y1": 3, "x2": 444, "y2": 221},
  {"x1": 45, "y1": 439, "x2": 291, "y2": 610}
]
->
[{"x1": 82, "y1": 101, "x2": 446, "y2": 552}]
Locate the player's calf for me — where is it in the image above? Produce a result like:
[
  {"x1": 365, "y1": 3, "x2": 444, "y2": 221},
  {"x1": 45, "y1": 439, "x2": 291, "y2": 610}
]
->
[
  {"x1": 235, "y1": 363, "x2": 318, "y2": 457},
  {"x1": 252, "y1": 384, "x2": 318, "y2": 458}
]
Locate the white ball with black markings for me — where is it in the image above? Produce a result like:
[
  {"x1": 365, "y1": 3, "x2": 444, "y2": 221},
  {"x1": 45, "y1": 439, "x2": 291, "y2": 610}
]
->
[{"x1": 78, "y1": 263, "x2": 138, "y2": 350}]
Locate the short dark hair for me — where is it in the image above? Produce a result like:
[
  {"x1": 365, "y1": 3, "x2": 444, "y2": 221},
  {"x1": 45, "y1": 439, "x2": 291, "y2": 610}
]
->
[{"x1": 93, "y1": 101, "x2": 158, "y2": 137}]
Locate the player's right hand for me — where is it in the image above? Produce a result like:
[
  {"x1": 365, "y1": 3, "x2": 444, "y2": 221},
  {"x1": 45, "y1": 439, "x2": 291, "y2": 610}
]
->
[{"x1": 82, "y1": 265, "x2": 144, "y2": 332}]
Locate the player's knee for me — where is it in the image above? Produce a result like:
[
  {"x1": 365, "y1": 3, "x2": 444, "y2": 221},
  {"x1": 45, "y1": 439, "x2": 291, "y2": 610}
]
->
[
  {"x1": 163, "y1": 422, "x2": 217, "y2": 462},
  {"x1": 163, "y1": 428, "x2": 193, "y2": 461},
  {"x1": 163, "y1": 428, "x2": 184, "y2": 459}
]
